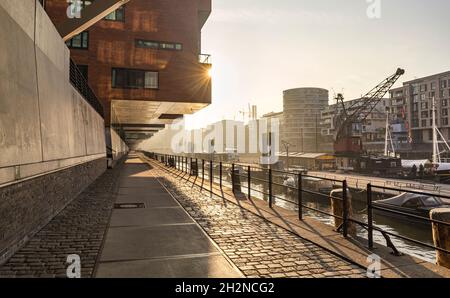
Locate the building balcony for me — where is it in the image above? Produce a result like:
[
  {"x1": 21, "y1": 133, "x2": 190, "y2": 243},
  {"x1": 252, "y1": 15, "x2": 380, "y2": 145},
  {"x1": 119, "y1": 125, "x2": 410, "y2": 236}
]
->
[{"x1": 199, "y1": 54, "x2": 212, "y2": 65}]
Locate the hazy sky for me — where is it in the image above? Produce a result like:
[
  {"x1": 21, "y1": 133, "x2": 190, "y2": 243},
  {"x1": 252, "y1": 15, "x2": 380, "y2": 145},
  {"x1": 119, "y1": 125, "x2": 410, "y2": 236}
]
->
[{"x1": 185, "y1": 0, "x2": 450, "y2": 129}]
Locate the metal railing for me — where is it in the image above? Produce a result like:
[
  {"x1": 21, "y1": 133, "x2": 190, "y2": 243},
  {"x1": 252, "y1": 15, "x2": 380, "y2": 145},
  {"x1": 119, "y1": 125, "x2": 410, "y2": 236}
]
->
[
  {"x1": 144, "y1": 152, "x2": 450, "y2": 258},
  {"x1": 69, "y1": 59, "x2": 104, "y2": 118}
]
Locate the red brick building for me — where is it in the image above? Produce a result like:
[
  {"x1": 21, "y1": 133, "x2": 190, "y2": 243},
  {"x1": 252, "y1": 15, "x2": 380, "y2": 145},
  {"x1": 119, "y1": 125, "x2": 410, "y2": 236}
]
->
[{"x1": 44, "y1": 0, "x2": 212, "y2": 146}]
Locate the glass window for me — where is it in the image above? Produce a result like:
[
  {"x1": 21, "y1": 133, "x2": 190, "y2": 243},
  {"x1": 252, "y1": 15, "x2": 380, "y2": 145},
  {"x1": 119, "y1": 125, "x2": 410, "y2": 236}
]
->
[
  {"x1": 144, "y1": 72, "x2": 158, "y2": 89},
  {"x1": 402, "y1": 198, "x2": 423, "y2": 208},
  {"x1": 421, "y1": 197, "x2": 441, "y2": 207},
  {"x1": 105, "y1": 6, "x2": 125, "y2": 21},
  {"x1": 66, "y1": 31, "x2": 89, "y2": 49},
  {"x1": 136, "y1": 39, "x2": 183, "y2": 51},
  {"x1": 112, "y1": 68, "x2": 158, "y2": 89}
]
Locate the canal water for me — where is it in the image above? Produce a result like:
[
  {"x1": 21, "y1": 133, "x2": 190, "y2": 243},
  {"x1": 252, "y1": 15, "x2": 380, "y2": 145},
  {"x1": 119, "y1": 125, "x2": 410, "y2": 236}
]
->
[{"x1": 202, "y1": 166, "x2": 436, "y2": 263}]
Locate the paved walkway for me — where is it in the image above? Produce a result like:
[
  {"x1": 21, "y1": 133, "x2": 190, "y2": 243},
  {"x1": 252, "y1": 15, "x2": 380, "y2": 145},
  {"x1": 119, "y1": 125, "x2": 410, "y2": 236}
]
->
[
  {"x1": 0, "y1": 154, "x2": 368, "y2": 278},
  {"x1": 146, "y1": 159, "x2": 366, "y2": 278},
  {"x1": 0, "y1": 162, "x2": 122, "y2": 278},
  {"x1": 95, "y1": 155, "x2": 241, "y2": 277}
]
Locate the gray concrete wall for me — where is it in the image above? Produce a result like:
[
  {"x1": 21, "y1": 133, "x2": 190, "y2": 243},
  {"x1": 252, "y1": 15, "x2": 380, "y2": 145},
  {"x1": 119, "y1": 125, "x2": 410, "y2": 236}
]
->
[
  {"x1": 0, "y1": 0, "x2": 108, "y2": 261},
  {"x1": 106, "y1": 128, "x2": 129, "y2": 167},
  {"x1": 0, "y1": 0, "x2": 106, "y2": 186}
]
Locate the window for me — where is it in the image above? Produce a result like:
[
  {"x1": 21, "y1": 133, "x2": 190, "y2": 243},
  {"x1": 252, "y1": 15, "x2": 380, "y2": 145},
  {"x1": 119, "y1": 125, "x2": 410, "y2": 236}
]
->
[
  {"x1": 440, "y1": 90, "x2": 445, "y2": 98},
  {"x1": 421, "y1": 119, "x2": 427, "y2": 127},
  {"x1": 420, "y1": 93, "x2": 426, "y2": 101},
  {"x1": 105, "y1": 6, "x2": 125, "y2": 21},
  {"x1": 431, "y1": 82, "x2": 436, "y2": 90},
  {"x1": 442, "y1": 99, "x2": 448, "y2": 107},
  {"x1": 66, "y1": 31, "x2": 89, "y2": 49},
  {"x1": 420, "y1": 84, "x2": 427, "y2": 92},
  {"x1": 440, "y1": 80, "x2": 447, "y2": 89},
  {"x1": 421, "y1": 197, "x2": 441, "y2": 207},
  {"x1": 80, "y1": 0, "x2": 125, "y2": 21},
  {"x1": 112, "y1": 68, "x2": 158, "y2": 89},
  {"x1": 77, "y1": 65, "x2": 88, "y2": 81},
  {"x1": 442, "y1": 118, "x2": 449, "y2": 126},
  {"x1": 420, "y1": 102, "x2": 428, "y2": 110},
  {"x1": 421, "y1": 111, "x2": 428, "y2": 118},
  {"x1": 443, "y1": 109, "x2": 448, "y2": 116},
  {"x1": 136, "y1": 39, "x2": 183, "y2": 51}
]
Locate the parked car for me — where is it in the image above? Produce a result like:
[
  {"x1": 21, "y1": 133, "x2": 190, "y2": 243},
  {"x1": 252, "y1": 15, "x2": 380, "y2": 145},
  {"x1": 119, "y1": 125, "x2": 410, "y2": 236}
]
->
[{"x1": 373, "y1": 193, "x2": 450, "y2": 225}]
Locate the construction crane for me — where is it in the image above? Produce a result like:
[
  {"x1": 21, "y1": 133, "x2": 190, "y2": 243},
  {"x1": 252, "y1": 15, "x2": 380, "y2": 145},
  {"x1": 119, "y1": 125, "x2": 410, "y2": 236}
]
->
[{"x1": 333, "y1": 68, "x2": 405, "y2": 156}]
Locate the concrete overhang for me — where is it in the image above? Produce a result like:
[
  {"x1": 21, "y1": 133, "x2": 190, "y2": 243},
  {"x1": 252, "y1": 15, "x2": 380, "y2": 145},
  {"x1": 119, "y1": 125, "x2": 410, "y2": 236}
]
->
[
  {"x1": 198, "y1": 0, "x2": 211, "y2": 29},
  {"x1": 111, "y1": 100, "x2": 208, "y2": 126},
  {"x1": 58, "y1": 0, "x2": 130, "y2": 41}
]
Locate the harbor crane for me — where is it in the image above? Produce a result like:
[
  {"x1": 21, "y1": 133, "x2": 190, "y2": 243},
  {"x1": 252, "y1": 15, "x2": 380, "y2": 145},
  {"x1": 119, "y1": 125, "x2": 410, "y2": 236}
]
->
[{"x1": 333, "y1": 68, "x2": 405, "y2": 156}]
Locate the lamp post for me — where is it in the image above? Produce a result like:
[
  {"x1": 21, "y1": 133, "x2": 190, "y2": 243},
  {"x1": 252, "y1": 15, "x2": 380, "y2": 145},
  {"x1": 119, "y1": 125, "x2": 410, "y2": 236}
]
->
[{"x1": 281, "y1": 140, "x2": 292, "y2": 171}]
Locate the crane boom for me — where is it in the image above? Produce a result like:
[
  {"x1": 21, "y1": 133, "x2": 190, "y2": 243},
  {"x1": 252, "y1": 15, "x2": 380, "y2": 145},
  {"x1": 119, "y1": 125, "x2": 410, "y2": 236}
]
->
[{"x1": 334, "y1": 68, "x2": 405, "y2": 155}]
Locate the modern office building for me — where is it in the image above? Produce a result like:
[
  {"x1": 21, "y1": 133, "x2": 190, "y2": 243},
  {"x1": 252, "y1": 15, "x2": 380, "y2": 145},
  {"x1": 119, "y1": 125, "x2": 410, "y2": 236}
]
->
[
  {"x1": 388, "y1": 71, "x2": 450, "y2": 157},
  {"x1": 44, "y1": 0, "x2": 212, "y2": 148},
  {"x1": 282, "y1": 88, "x2": 329, "y2": 153}
]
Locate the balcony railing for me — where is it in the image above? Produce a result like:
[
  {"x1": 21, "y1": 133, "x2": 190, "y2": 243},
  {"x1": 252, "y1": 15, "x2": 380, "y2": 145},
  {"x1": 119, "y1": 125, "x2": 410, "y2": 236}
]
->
[
  {"x1": 199, "y1": 54, "x2": 211, "y2": 64},
  {"x1": 69, "y1": 59, "x2": 104, "y2": 118}
]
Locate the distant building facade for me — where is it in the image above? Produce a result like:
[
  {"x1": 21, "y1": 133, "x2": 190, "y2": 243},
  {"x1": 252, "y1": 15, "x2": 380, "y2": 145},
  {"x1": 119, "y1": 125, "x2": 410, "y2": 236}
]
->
[
  {"x1": 388, "y1": 71, "x2": 450, "y2": 156},
  {"x1": 282, "y1": 88, "x2": 329, "y2": 153}
]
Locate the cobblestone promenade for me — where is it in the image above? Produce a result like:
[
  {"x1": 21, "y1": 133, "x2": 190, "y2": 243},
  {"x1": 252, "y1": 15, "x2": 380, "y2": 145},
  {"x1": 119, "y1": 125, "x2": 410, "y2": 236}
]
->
[
  {"x1": 0, "y1": 164, "x2": 122, "y2": 278},
  {"x1": 149, "y1": 161, "x2": 366, "y2": 278},
  {"x1": 0, "y1": 157, "x2": 366, "y2": 278}
]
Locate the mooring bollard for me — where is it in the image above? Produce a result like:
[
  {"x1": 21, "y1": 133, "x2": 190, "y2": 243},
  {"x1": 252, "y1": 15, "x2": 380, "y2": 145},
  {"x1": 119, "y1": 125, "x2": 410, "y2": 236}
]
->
[
  {"x1": 430, "y1": 208, "x2": 450, "y2": 269},
  {"x1": 330, "y1": 185, "x2": 356, "y2": 237}
]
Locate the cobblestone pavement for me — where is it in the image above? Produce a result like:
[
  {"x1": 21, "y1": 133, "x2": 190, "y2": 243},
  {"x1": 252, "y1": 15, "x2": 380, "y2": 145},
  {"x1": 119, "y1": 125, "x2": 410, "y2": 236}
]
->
[
  {"x1": 0, "y1": 164, "x2": 122, "y2": 278},
  {"x1": 150, "y1": 162, "x2": 366, "y2": 278}
]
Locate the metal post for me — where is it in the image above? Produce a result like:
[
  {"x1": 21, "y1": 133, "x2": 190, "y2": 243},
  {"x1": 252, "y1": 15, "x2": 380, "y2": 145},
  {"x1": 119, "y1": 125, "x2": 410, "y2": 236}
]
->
[
  {"x1": 248, "y1": 166, "x2": 251, "y2": 199},
  {"x1": 367, "y1": 183, "x2": 374, "y2": 248},
  {"x1": 231, "y1": 163, "x2": 235, "y2": 193},
  {"x1": 298, "y1": 173, "x2": 303, "y2": 220},
  {"x1": 269, "y1": 168, "x2": 273, "y2": 208},
  {"x1": 202, "y1": 159, "x2": 205, "y2": 181},
  {"x1": 210, "y1": 160, "x2": 213, "y2": 194},
  {"x1": 219, "y1": 162, "x2": 223, "y2": 189},
  {"x1": 342, "y1": 180, "x2": 348, "y2": 238}
]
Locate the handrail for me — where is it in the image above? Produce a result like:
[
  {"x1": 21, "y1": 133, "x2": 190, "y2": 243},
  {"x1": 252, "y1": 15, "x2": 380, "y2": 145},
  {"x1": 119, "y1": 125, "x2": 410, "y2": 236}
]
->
[
  {"x1": 147, "y1": 152, "x2": 450, "y2": 261},
  {"x1": 69, "y1": 59, "x2": 104, "y2": 118}
]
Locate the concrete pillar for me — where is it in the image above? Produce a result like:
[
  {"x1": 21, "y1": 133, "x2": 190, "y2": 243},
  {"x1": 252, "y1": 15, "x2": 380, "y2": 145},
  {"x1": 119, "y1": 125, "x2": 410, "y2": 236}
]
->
[
  {"x1": 330, "y1": 188, "x2": 357, "y2": 237},
  {"x1": 430, "y1": 208, "x2": 450, "y2": 269}
]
